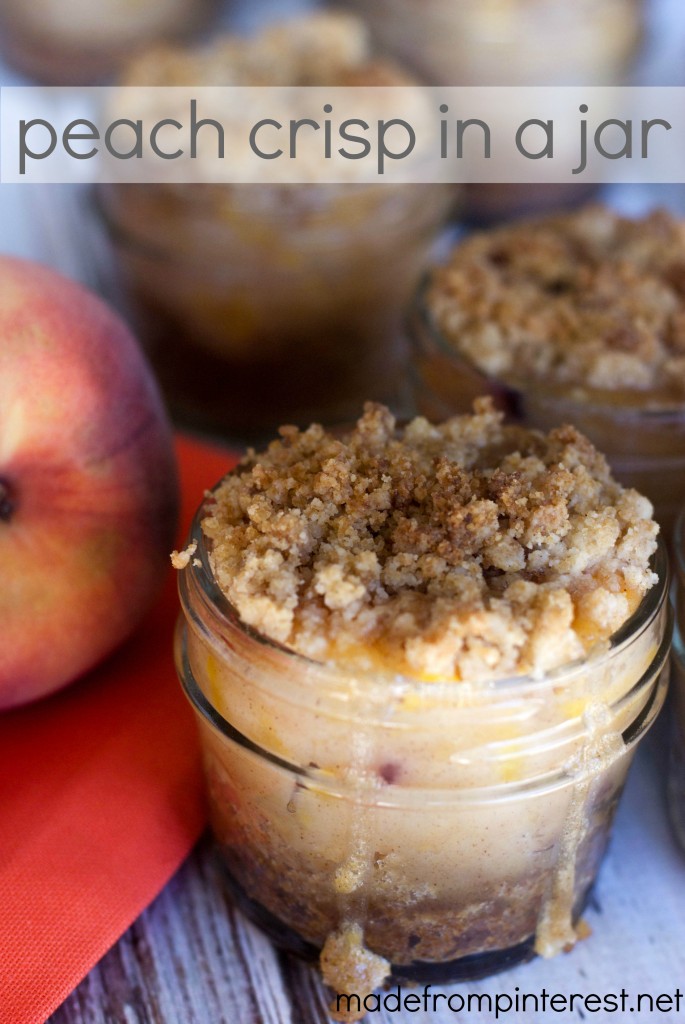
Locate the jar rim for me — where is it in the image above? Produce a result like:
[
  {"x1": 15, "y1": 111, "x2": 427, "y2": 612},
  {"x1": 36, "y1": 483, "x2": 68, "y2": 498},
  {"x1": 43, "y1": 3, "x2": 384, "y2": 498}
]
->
[
  {"x1": 179, "y1": 478, "x2": 670, "y2": 701},
  {"x1": 412, "y1": 273, "x2": 685, "y2": 424},
  {"x1": 94, "y1": 184, "x2": 454, "y2": 267}
]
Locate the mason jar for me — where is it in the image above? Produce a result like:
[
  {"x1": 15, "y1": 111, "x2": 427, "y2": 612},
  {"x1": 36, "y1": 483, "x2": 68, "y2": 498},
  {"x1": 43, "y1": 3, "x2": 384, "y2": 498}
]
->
[
  {"x1": 175, "y1": 488, "x2": 671, "y2": 991},
  {"x1": 411, "y1": 201, "x2": 685, "y2": 544}
]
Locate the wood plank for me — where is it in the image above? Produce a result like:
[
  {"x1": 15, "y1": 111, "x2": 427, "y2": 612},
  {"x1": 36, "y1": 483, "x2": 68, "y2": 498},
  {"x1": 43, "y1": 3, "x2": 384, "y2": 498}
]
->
[{"x1": 48, "y1": 835, "x2": 296, "y2": 1024}]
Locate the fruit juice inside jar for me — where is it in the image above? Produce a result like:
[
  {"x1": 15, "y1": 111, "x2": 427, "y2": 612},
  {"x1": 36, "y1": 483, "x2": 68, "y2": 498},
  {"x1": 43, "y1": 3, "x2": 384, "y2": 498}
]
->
[
  {"x1": 175, "y1": 400, "x2": 671, "y2": 1009},
  {"x1": 101, "y1": 13, "x2": 453, "y2": 442},
  {"x1": 413, "y1": 206, "x2": 685, "y2": 537}
]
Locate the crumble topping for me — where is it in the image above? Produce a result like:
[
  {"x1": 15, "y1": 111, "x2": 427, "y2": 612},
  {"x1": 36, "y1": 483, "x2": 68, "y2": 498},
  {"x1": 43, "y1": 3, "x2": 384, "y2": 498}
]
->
[
  {"x1": 121, "y1": 11, "x2": 409, "y2": 88},
  {"x1": 170, "y1": 540, "x2": 197, "y2": 570},
  {"x1": 427, "y1": 206, "x2": 685, "y2": 403},
  {"x1": 200, "y1": 400, "x2": 658, "y2": 682}
]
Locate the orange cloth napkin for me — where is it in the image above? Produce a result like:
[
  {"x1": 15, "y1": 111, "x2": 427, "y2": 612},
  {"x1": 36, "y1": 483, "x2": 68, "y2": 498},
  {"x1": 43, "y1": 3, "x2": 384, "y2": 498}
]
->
[{"x1": 0, "y1": 435, "x2": 238, "y2": 1024}]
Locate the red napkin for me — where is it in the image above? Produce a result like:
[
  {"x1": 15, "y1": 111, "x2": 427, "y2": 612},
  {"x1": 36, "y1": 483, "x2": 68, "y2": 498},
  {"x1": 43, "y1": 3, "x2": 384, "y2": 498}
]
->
[{"x1": 0, "y1": 435, "x2": 238, "y2": 1024}]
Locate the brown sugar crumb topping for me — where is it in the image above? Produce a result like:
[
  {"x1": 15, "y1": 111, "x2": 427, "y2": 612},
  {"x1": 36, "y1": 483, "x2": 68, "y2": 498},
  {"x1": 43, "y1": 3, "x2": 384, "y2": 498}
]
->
[
  {"x1": 201, "y1": 400, "x2": 658, "y2": 682},
  {"x1": 427, "y1": 206, "x2": 685, "y2": 402}
]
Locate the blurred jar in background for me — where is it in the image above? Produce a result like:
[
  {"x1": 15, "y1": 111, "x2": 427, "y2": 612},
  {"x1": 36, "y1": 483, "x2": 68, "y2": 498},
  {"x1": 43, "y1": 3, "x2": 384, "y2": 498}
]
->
[
  {"x1": 100, "y1": 13, "x2": 454, "y2": 442},
  {"x1": 411, "y1": 205, "x2": 685, "y2": 537},
  {"x1": 0, "y1": 0, "x2": 216, "y2": 84},
  {"x1": 341, "y1": 0, "x2": 643, "y2": 88},
  {"x1": 339, "y1": 0, "x2": 645, "y2": 221}
]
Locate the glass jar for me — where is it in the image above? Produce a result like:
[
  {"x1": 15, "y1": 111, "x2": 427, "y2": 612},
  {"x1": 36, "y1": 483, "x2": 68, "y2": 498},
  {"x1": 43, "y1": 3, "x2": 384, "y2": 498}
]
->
[
  {"x1": 99, "y1": 183, "x2": 453, "y2": 443},
  {"x1": 175, "y1": 490, "x2": 671, "y2": 992},
  {"x1": 410, "y1": 283, "x2": 685, "y2": 539},
  {"x1": 338, "y1": 0, "x2": 644, "y2": 221},
  {"x1": 0, "y1": 0, "x2": 215, "y2": 85}
]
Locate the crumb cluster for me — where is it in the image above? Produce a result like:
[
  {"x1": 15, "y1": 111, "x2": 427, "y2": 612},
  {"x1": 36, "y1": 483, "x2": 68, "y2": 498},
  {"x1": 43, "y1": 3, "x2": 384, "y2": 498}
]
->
[
  {"x1": 201, "y1": 401, "x2": 658, "y2": 682},
  {"x1": 320, "y1": 924, "x2": 390, "y2": 1021},
  {"x1": 427, "y1": 206, "x2": 685, "y2": 402}
]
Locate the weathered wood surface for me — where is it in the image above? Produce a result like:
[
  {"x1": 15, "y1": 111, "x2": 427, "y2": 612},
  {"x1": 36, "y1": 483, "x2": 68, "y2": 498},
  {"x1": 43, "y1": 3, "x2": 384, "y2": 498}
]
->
[{"x1": 46, "y1": 835, "x2": 328, "y2": 1024}]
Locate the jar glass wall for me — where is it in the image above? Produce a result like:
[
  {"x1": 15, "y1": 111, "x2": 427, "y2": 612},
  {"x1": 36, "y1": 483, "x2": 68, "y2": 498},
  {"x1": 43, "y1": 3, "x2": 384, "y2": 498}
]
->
[{"x1": 175, "y1": 492, "x2": 671, "y2": 992}]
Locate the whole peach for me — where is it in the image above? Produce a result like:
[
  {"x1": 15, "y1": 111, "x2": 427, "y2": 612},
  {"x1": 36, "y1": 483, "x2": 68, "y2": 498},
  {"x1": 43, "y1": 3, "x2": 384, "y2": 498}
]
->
[{"x1": 0, "y1": 256, "x2": 179, "y2": 708}]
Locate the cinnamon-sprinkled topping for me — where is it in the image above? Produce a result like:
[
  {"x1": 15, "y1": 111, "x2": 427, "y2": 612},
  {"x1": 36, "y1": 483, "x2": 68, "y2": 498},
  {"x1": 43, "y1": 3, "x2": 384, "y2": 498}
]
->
[{"x1": 201, "y1": 400, "x2": 658, "y2": 682}]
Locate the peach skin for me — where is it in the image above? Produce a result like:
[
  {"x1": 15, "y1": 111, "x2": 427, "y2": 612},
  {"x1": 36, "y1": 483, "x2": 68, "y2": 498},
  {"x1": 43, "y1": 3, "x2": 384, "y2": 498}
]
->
[{"x1": 0, "y1": 256, "x2": 179, "y2": 708}]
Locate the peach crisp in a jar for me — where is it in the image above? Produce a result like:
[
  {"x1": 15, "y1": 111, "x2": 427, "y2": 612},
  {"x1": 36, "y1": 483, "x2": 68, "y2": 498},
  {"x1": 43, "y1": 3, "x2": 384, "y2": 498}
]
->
[
  {"x1": 100, "y1": 12, "x2": 452, "y2": 440},
  {"x1": 175, "y1": 399, "x2": 670, "y2": 1012},
  {"x1": 415, "y1": 206, "x2": 685, "y2": 534}
]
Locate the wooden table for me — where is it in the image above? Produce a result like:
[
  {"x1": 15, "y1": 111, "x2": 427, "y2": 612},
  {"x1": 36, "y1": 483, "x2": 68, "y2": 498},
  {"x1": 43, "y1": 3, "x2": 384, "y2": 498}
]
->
[{"x1": 3, "y1": 1, "x2": 685, "y2": 1019}]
